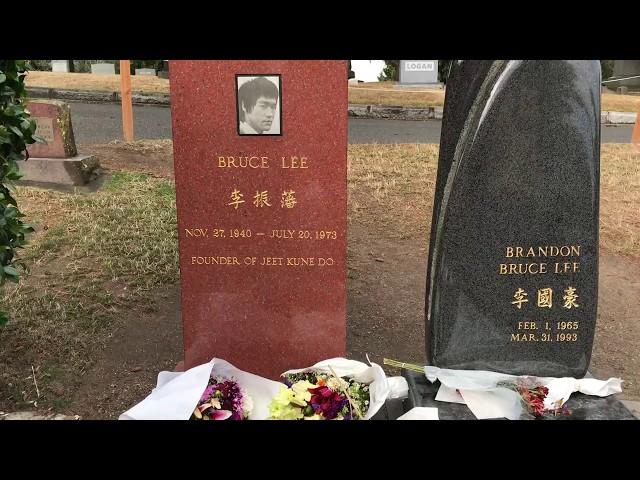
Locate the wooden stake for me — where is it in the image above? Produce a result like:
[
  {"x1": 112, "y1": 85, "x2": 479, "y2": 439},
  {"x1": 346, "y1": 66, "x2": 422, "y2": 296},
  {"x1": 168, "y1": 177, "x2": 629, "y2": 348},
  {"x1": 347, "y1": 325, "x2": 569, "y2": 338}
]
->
[
  {"x1": 632, "y1": 106, "x2": 640, "y2": 149},
  {"x1": 120, "y1": 60, "x2": 134, "y2": 141}
]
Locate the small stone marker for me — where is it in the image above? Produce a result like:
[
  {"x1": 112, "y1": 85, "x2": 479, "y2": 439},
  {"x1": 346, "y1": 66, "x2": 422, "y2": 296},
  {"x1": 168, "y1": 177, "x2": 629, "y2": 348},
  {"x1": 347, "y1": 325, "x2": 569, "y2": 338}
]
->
[
  {"x1": 51, "y1": 60, "x2": 71, "y2": 73},
  {"x1": 91, "y1": 63, "x2": 116, "y2": 75},
  {"x1": 170, "y1": 61, "x2": 348, "y2": 378},
  {"x1": 18, "y1": 99, "x2": 99, "y2": 186},
  {"x1": 135, "y1": 68, "x2": 156, "y2": 76},
  {"x1": 399, "y1": 60, "x2": 439, "y2": 85}
]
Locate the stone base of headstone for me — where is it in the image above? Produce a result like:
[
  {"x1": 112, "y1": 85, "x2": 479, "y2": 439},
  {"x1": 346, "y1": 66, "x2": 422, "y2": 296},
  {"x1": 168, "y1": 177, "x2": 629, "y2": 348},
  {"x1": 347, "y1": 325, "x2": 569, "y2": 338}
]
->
[
  {"x1": 16, "y1": 155, "x2": 100, "y2": 187},
  {"x1": 401, "y1": 369, "x2": 637, "y2": 420}
]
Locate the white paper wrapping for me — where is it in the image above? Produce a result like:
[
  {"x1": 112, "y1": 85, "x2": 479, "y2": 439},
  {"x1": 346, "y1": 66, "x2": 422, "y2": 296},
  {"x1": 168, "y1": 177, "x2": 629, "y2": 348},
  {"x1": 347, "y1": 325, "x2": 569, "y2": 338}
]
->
[
  {"x1": 397, "y1": 407, "x2": 439, "y2": 420},
  {"x1": 119, "y1": 358, "x2": 283, "y2": 420},
  {"x1": 282, "y1": 357, "x2": 409, "y2": 419},
  {"x1": 424, "y1": 366, "x2": 623, "y2": 420}
]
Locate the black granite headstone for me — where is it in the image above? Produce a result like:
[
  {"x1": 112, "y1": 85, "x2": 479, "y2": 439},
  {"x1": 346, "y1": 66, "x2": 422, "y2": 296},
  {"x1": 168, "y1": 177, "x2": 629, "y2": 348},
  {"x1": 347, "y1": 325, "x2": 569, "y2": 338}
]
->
[{"x1": 426, "y1": 60, "x2": 601, "y2": 378}]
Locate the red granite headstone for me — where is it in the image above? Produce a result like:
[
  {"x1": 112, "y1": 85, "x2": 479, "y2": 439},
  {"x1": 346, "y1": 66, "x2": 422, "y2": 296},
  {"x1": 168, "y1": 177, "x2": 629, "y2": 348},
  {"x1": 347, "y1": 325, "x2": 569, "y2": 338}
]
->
[
  {"x1": 170, "y1": 61, "x2": 347, "y2": 379},
  {"x1": 26, "y1": 99, "x2": 77, "y2": 158}
]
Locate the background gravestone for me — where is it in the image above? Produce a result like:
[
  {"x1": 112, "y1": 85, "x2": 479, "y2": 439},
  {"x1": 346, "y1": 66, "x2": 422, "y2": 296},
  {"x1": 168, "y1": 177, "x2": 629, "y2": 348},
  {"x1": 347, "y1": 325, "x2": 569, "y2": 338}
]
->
[
  {"x1": 90, "y1": 63, "x2": 115, "y2": 75},
  {"x1": 51, "y1": 60, "x2": 71, "y2": 73},
  {"x1": 135, "y1": 68, "x2": 156, "y2": 76},
  {"x1": 170, "y1": 60, "x2": 348, "y2": 379},
  {"x1": 18, "y1": 99, "x2": 98, "y2": 186},
  {"x1": 399, "y1": 60, "x2": 439, "y2": 85},
  {"x1": 426, "y1": 60, "x2": 601, "y2": 378}
]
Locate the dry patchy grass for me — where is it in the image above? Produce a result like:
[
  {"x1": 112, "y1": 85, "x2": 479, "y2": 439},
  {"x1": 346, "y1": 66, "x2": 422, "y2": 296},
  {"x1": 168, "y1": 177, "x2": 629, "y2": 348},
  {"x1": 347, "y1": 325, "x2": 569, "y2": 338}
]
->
[
  {"x1": 602, "y1": 93, "x2": 640, "y2": 113},
  {"x1": 348, "y1": 144, "x2": 438, "y2": 239},
  {"x1": 349, "y1": 83, "x2": 640, "y2": 112},
  {"x1": 348, "y1": 143, "x2": 640, "y2": 257},
  {"x1": 0, "y1": 172, "x2": 178, "y2": 411},
  {"x1": 25, "y1": 71, "x2": 170, "y2": 95},
  {"x1": 349, "y1": 84, "x2": 445, "y2": 108},
  {"x1": 600, "y1": 144, "x2": 640, "y2": 256}
]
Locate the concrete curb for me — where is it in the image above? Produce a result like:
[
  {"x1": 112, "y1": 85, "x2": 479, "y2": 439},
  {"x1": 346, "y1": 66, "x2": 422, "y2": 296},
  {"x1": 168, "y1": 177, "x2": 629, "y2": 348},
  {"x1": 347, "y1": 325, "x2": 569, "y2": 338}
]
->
[
  {"x1": 27, "y1": 87, "x2": 638, "y2": 124},
  {"x1": 348, "y1": 104, "x2": 443, "y2": 121},
  {"x1": 27, "y1": 87, "x2": 171, "y2": 106}
]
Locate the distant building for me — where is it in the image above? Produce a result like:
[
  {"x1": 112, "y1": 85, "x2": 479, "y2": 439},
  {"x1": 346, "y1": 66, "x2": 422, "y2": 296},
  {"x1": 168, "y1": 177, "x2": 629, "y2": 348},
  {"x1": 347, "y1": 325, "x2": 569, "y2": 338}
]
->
[{"x1": 350, "y1": 60, "x2": 385, "y2": 82}]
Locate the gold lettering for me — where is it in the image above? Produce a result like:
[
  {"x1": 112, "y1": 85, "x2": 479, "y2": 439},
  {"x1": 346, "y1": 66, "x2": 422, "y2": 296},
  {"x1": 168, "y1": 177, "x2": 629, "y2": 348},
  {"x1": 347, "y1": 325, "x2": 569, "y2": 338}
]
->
[
  {"x1": 191, "y1": 256, "x2": 240, "y2": 265},
  {"x1": 218, "y1": 155, "x2": 269, "y2": 168},
  {"x1": 500, "y1": 263, "x2": 547, "y2": 275},
  {"x1": 571, "y1": 245, "x2": 581, "y2": 256},
  {"x1": 526, "y1": 247, "x2": 535, "y2": 257},
  {"x1": 506, "y1": 247, "x2": 514, "y2": 257},
  {"x1": 538, "y1": 246, "x2": 548, "y2": 257},
  {"x1": 281, "y1": 155, "x2": 309, "y2": 169}
]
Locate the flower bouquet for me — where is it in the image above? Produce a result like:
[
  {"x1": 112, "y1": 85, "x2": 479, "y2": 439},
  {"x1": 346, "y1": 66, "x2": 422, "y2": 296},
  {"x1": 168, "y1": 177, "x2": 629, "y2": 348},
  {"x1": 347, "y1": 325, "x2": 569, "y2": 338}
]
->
[
  {"x1": 268, "y1": 357, "x2": 408, "y2": 420},
  {"x1": 384, "y1": 359, "x2": 623, "y2": 420},
  {"x1": 120, "y1": 358, "x2": 283, "y2": 420},
  {"x1": 496, "y1": 377, "x2": 572, "y2": 419},
  {"x1": 191, "y1": 374, "x2": 253, "y2": 420}
]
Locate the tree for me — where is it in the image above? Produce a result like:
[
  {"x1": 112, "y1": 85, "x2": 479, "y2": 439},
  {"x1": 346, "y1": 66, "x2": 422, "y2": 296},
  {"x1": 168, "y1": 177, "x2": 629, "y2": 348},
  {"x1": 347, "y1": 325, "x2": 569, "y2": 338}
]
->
[
  {"x1": 600, "y1": 60, "x2": 614, "y2": 80},
  {"x1": 0, "y1": 60, "x2": 39, "y2": 325},
  {"x1": 378, "y1": 60, "x2": 399, "y2": 81}
]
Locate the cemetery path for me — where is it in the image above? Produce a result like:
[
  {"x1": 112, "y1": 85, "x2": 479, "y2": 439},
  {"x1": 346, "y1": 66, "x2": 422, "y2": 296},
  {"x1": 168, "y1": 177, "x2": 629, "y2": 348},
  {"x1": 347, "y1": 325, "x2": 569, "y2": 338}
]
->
[{"x1": 66, "y1": 102, "x2": 635, "y2": 144}]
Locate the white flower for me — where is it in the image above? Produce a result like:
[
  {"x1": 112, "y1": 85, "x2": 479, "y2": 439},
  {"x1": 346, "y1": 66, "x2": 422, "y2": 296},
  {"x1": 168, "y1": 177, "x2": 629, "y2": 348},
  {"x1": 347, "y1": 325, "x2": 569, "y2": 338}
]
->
[
  {"x1": 327, "y1": 377, "x2": 349, "y2": 391},
  {"x1": 243, "y1": 394, "x2": 254, "y2": 416},
  {"x1": 303, "y1": 414, "x2": 324, "y2": 420}
]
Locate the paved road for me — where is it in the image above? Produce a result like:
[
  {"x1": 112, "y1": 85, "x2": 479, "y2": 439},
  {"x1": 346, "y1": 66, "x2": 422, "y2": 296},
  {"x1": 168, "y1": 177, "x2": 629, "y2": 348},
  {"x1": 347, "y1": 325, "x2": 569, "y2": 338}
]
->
[{"x1": 68, "y1": 102, "x2": 636, "y2": 145}]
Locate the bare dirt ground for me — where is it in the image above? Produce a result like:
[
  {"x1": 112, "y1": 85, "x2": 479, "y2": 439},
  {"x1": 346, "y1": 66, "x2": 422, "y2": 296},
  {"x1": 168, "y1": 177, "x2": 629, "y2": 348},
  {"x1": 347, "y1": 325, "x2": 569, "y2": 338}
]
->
[{"x1": 2, "y1": 142, "x2": 638, "y2": 419}]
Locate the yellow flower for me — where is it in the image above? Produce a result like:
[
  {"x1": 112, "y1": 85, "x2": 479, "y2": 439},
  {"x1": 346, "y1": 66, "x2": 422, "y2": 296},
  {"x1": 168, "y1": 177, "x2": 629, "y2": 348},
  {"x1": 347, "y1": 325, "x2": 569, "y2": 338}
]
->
[{"x1": 290, "y1": 380, "x2": 315, "y2": 406}]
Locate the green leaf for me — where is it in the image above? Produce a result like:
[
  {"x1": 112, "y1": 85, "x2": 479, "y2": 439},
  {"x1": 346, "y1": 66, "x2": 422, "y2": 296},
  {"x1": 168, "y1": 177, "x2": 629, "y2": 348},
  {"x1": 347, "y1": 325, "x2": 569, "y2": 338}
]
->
[
  {"x1": 3, "y1": 266, "x2": 19, "y2": 282},
  {"x1": 8, "y1": 125, "x2": 23, "y2": 138},
  {"x1": 4, "y1": 206, "x2": 18, "y2": 219},
  {"x1": 0, "y1": 311, "x2": 8, "y2": 326},
  {"x1": 0, "y1": 73, "x2": 6, "y2": 84},
  {"x1": 3, "y1": 265, "x2": 20, "y2": 277}
]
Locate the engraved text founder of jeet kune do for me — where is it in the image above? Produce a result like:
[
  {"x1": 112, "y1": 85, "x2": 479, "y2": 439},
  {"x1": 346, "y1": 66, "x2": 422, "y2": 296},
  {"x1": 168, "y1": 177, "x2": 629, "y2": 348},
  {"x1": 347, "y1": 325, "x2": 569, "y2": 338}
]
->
[{"x1": 238, "y1": 77, "x2": 279, "y2": 134}]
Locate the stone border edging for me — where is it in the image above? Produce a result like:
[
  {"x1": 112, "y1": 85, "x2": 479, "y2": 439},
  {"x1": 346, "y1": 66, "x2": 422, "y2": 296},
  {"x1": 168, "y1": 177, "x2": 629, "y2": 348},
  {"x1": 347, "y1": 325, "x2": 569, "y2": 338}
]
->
[
  {"x1": 26, "y1": 87, "x2": 170, "y2": 106},
  {"x1": 26, "y1": 87, "x2": 638, "y2": 124}
]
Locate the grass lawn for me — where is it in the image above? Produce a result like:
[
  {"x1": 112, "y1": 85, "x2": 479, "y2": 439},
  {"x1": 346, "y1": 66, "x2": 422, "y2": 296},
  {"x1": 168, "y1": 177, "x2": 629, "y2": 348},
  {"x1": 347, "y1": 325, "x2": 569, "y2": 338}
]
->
[
  {"x1": 25, "y1": 72, "x2": 640, "y2": 112},
  {"x1": 1, "y1": 142, "x2": 638, "y2": 413},
  {"x1": 25, "y1": 71, "x2": 170, "y2": 95}
]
